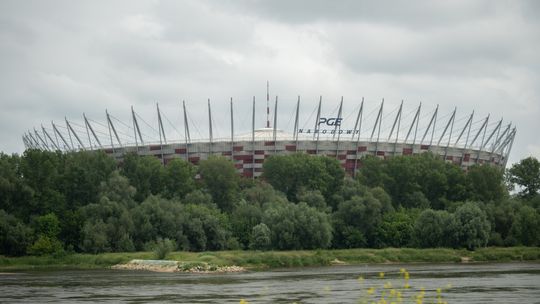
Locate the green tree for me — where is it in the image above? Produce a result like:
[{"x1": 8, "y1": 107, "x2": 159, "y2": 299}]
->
[
  {"x1": 249, "y1": 223, "x2": 271, "y2": 250},
  {"x1": 164, "y1": 159, "x2": 196, "y2": 199},
  {"x1": 0, "y1": 210, "x2": 33, "y2": 256},
  {"x1": 453, "y1": 202, "x2": 491, "y2": 250},
  {"x1": 509, "y1": 157, "x2": 540, "y2": 198},
  {"x1": 412, "y1": 209, "x2": 455, "y2": 248},
  {"x1": 263, "y1": 202, "x2": 332, "y2": 250},
  {"x1": 199, "y1": 156, "x2": 239, "y2": 212},
  {"x1": 508, "y1": 205, "x2": 540, "y2": 246},
  {"x1": 230, "y1": 201, "x2": 263, "y2": 248},
  {"x1": 375, "y1": 210, "x2": 415, "y2": 248},
  {"x1": 332, "y1": 192, "x2": 385, "y2": 248},
  {"x1": 466, "y1": 165, "x2": 506, "y2": 203},
  {"x1": 62, "y1": 151, "x2": 116, "y2": 208},
  {"x1": 121, "y1": 153, "x2": 165, "y2": 202},
  {"x1": 263, "y1": 153, "x2": 344, "y2": 202}
]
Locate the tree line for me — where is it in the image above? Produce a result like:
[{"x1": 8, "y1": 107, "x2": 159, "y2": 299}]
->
[{"x1": 1, "y1": 150, "x2": 539, "y2": 256}]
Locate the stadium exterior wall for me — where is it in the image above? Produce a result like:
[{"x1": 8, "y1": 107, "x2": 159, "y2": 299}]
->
[{"x1": 102, "y1": 138, "x2": 505, "y2": 178}]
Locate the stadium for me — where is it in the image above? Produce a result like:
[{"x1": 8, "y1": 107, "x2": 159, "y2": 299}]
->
[{"x1": 22, "y1": 93, "x2": 516, "y2": 178}]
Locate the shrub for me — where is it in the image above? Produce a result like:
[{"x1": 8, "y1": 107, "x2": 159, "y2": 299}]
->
[{"x1": 153, "y1": 238, "x2": 176, "y2": 260}]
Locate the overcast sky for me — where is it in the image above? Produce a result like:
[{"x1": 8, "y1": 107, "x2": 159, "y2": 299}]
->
[{"x1": 1, "y1": 0, "x2": 538, "y2": 166}]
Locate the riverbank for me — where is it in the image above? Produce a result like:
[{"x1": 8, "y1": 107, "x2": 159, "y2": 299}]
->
[{"x1": 0, "y1": 247, "x2": 539, "y2": 271}]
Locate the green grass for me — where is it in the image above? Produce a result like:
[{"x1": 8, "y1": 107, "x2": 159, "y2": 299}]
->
[{"x1": 1, "y1": 247, "x2": 539, "y2": 271}]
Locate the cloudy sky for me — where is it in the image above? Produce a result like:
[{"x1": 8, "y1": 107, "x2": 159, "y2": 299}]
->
[{"x1": 1, "y1": 0, "x2": 538, "y2": 165}]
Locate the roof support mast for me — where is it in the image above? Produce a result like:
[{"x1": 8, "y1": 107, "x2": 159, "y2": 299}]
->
[
  {"x1": 273, "y1": 96, "x2": 278, "y2": 153},
  {"x1": 388, "y1": 100, "x2": 403, "y2": 155},
  {"x1": 156, "y1": 103, "x2": 166, "y2": 165},
  {"x1": 66, "y1": 118, "x2": 85, "y2": 150},
  {"x1": 371, "y1": 99, "x2": 384, "y2": 156},
  {"x1": 207, "y1": 99, "x2": 213, "y2": 155},
  {"x1": 334, "y1": 97, "x2": 343, "y2": 157},
  {"x1": 230, "y1": 98, "x2": 234, "y2": 161},
  {"x1": 84, "y1": 113, "x2": 102, "y2": 149},
  {"x1": 42, "y1": 125, "x2": 59, "y2": 150},
  {"x1": 293, "y1": 96, "x2": 300, "y2": 150},
  {"x1": 315, "y1": 96, "x2": 322, "y2": 153},
  {"x1": 182, "y1": 100, "x2": 190, "y2": 161},
  {"x1": 353, "y1": 98, "x2": 364, "y2": 177},
  {"x1": 251, "y1": 96, "x2": 256, "y2": 179},
  {"x1": 52, "y1": 121, "x2": 71, "y2": 151}
]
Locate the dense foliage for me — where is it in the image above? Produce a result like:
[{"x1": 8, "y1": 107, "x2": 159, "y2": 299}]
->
[{"x1": 0, "y1": 150, "x2": 539, "y2": 256}]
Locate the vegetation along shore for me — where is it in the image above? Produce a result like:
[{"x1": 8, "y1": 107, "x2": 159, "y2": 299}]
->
[
  {"x1": 1, "y1": 149, "x2": 539, "y2": 268},
  {"x1": 1, "y1": 247, "x2": 539, "y2": 271}
]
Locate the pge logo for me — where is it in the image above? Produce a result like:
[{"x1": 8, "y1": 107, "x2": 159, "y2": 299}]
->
[{"x1": 318, "y1": 118, "x2": 343, "y2": 126}]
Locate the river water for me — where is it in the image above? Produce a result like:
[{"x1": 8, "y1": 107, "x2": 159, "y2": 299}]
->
[{"x1": 1, "y1": 262, "x2": 539, "y2": 303}]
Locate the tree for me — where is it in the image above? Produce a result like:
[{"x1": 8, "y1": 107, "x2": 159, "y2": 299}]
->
[
  {"x1": 121, "y1": 153, "x2": 165, "y2": 202},
  {"x1": 0, "y1": 210, "x2": 33, "y2": 256},
  {"x1": 199, "y1": 156, "x2": 239, "y2": 212},
  {"x1": 249, "y1": 223, "x2": 271, "y2": 250},
  {"x1": 263, "y1": 202, "x2": 332, "y2": 250},
  {"x1": 412, "y1": 209, "x2": 454, "y2": 248},
  {"x1": 263, "y1": 153, "x2": 344, "y2": 202},
  {"x1": 375, "y1": 210, "x2": 415, "y2": 248},
  {"x1": 466, "y1": 165, "x2": 506, "y2": 203},
  {"x1": 332, "y1": 192, "x2": 385, "y2": 248},
  {"x1": 164, "y1": 159, "x2": 196, "y2": 199},
  {"x1": 230, "y1": 201, "x2": 263, "y2": 248},
  {"x1": 508, "y1": 205, "x2": 540, "y2": 246},
  {"x1": 509, "y1": 157, "x2": 540, "y2": 198},
  {"x1": 453, "y1": 202, "x2": 491, "y2": 250}
]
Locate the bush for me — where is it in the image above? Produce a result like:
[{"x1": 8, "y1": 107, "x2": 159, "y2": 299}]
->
[
  {"x1": 153, "y1": 238, "x2": 176, "y2": 260},
  {"x1": 27, "y1": 235, "x2": 63, "y2": 256},
  {"x1": 249, "y1": 223, "x2": 271, "y2": 250}
]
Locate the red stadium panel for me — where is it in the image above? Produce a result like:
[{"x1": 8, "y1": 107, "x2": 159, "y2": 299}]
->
[
  {"x1": 446, "y1": 156, "x2": 453, "y2": 161},
  {"x1": 175, "y1": 148, "x2": 186, "y2": 154},
  {"x1": 347, "y1": 150, "x2": 356, "y2": 155},
  {"x1": 222, "y1": 151, "x2": 232, "y2": 156},
  {"x1": 358, "y1": 146, "x2": 367, "y2": 152},
  {"x1": 376, "y1": 151, "x2": 385, "y2": 156},
  {"x1": 403, "y1": 148, "x2": 413, "y2": 155},
  {"x1": 104, "y1": 148, "x2": 113, "y2": 154},
  {"x1": 264, "y1": 141, "x2": 275, "y2": 146},
  {"x1": 285, "y1": 145, "x2": 296, "y2": 151},
  {"x1": 233, "y1": 146, "x2": 243, "y2": 151},
  {"x1": 421, "y1": 145, "x2": 430, "y2": 150},
  {"x1": 307, "y1": 149, "x2": 317, "y2": 154},
  {"x1": 254, "y1": 150, "x2": 265, "y2": 155},
  {"x1": 463, "y1": 153, "x2": 470, "y2": 162},
  {"x1": 150, "y1": 145, "x2": 161, "y2": 151}
]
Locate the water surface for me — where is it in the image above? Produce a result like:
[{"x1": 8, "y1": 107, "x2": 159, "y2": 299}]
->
[{"x1": 1, "y1": 262, "x2": 539, "y2": 303}]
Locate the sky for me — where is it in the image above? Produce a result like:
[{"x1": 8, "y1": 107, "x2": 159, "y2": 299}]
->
[{"x1": 1, "y1": 0, "x2": 539, "y2": 166}]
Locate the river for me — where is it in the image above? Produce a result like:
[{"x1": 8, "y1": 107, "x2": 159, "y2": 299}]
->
[{"x1": 1, "y1": 262, "x2": 539, "y2": 303}]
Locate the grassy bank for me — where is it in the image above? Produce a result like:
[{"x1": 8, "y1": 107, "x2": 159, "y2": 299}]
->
[{"x1": 1, "y1": 247, "x2": 539, "y2": 271}]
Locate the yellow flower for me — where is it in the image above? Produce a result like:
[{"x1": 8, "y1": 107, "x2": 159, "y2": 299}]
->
[
  {"x1": 404, "y1": 272, "x2": 410, "y2": 280},
  {"x1": 367, "y1": 287, "x2": 376, "y2": 295},
  {"x1": 389, "y1": 289, "x2": 396, "y2": 296},
  {"x1": 384, "y1": 282, "x2": 392, "y2": 289},
  {"x1": 400, "y1": 268, "x2": 406, "y2": 273},
  {"x1": 404, "y1": 283, "x2": 410, "y2": 289},
  {"x1": 239, "y1": 299, "x2": 248, "y2": 304},
  {"x1": 436, "y1": 288, "x2": 442, "y2": 294},
  {"x1": 358, "y1": 275, "x2": 365, "y2": 283},
  {"x1": 379, "y1": 272, "x2": 385, "y2": 279},
  {"x1": 446, "y1": 283, "x2": 452, "y2": 289}
]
